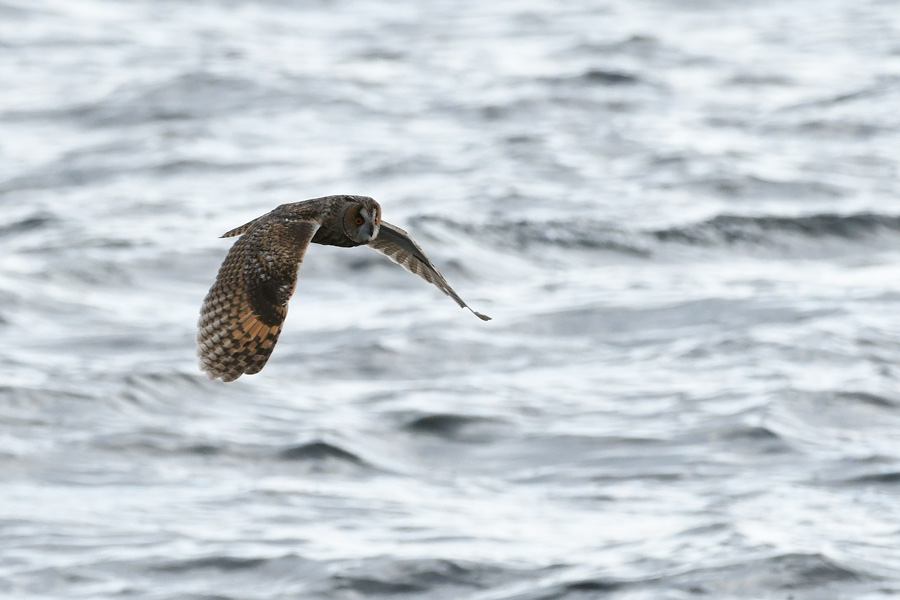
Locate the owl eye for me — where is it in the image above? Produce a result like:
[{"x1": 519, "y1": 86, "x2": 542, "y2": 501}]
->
[{"x1": 354, "y1": 216, "x2": 364, "y2": 226}]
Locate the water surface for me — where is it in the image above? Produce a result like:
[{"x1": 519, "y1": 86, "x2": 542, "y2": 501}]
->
[{"x1": 2, "y1": 0, "x2": 900, "y2": 598}]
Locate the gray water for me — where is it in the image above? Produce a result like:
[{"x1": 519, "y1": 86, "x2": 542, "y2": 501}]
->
[{"x1": 2, "y1": 0, "x2": 900, "y2": 598}]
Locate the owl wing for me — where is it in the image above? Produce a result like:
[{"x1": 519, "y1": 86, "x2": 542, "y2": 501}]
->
[
  {"x1": 368, "y1": 221, "x2": 491, "y2": 321},
  {"x1": 197, "y1": 219, "x2": 320, "y2": 381}
]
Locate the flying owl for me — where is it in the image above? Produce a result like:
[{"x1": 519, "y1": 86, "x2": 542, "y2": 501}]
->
[{"x1": 197, "y1": 195, "x2": 490, "y2": 381}]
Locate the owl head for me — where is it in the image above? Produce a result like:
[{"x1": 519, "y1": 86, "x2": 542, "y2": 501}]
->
[{"x1": 342, "y1": 196, "x2": 382, "y2": 243}]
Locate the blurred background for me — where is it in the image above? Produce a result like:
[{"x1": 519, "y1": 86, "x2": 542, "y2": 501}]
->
[{"x1": 2, "y1": 0, "x2": 900, "y2": 598}]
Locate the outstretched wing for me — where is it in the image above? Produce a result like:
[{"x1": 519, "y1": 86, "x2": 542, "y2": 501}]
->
[
  {"x1": 197, "y1": 219, "x2": 320, "y2": 381},
  {"x1": 368, "y1": 221, "x2": 491, "y2": 321}
]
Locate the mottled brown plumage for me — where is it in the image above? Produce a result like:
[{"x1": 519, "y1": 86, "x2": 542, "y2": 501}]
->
[{"x1": 197, "y1": 195, "x2": 490, "y2": 381}]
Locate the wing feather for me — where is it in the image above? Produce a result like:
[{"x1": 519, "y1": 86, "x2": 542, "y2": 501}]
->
[
  {"x1": 198, "y1": 219, "x2": 320, "y2": 381},
  {"x1": 368, "y1": 222, "x2": 491, "y2": 321}
]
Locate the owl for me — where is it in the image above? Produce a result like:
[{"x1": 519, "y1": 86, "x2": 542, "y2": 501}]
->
[{"x1": 197, "y1": 195, "x2": 490, "y2": 381}]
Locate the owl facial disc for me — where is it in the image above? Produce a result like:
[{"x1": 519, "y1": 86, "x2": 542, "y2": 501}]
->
[{"x1": 342, "y1": 199, "x2": 380, "y2": 243}]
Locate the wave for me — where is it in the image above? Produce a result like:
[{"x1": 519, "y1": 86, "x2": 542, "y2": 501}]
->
[
  {"x1": 700, "y1": 423, "x2": 795, "y2": 456},
  {"x1": 331, "y1": 558, "x2": 512, "y2": 597},
  {"x1": 847, "y1": 471, "x2": 900, "y2": 485},
  {"x1": 403, "y1": 413, "x2": 507, "y2": 441},
  {"x1": 653, "y1": 212, "x2": 900, "y2": 246},
  {"x1": 152, "y1": 555, "x2": 268, "y2": 573},
  {"x1": 69, "y1": 72, "x2": 284, "y2": 127},
  {"x1": 414, "y1": 211, "x2": 900, "y2": 258},
  {"x1": 4, "y1": 71, "x2": 314, "y2": 128},
  {"x1": 539, "y1": 552, "x2": 867, "y2": 599},
  {"x1": 543, "y1": 68, "x2": 642, "y2": 87},
  {"x1": 412, "y1": 215, "x2": 652, "y2": 256},
  {"x1": 277, "y1": 440, "x2": 369, "y2": 468},
  {"x1": 0, "y1": 212, "x2": 57, "y2": 237}
]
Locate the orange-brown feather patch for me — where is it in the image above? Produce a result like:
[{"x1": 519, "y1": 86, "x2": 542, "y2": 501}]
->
[
  {"x1": 246, "y1": 319, "x2": 264, "y2": 338},
  {"x1": 197, "y1": 207, "x2": 323, "y2": 381}
]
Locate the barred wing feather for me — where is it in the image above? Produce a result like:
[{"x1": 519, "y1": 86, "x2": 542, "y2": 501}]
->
[{"x1": 368, "y1": 222, "x2": 491, "y2": 321}]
